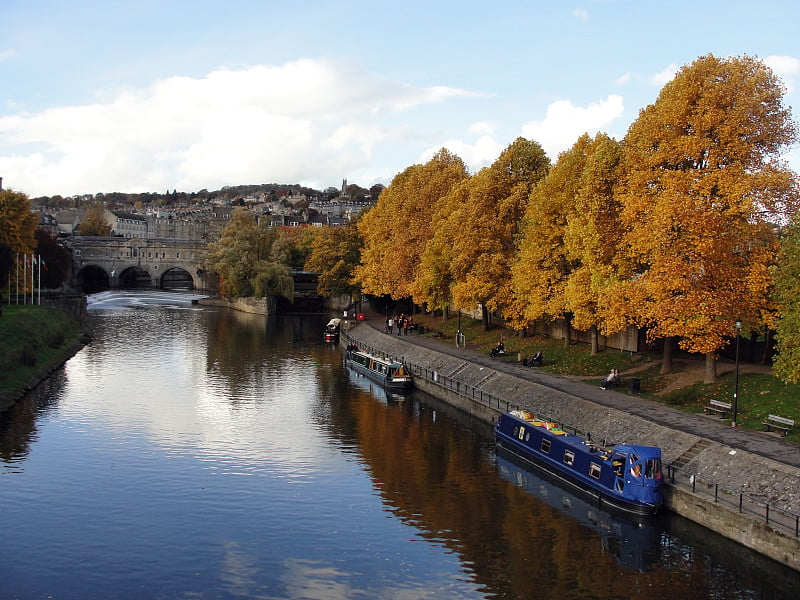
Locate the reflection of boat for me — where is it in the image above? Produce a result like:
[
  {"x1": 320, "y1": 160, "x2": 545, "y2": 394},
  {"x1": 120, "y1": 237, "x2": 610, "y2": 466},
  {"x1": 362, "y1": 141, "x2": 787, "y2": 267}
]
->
[
  {"x1": 324, "y1": 318, "x2": 341, "y2": 342},
  {"x1": 346, "y1": 365, "x2": 408, "y2": 403},
  {"x1": 496, "y1": 450, "x2": 660, "y2": 572},
  {"x1": 345, "y1": 349, "x2": 413, "y2": 390},
  {"x1": 495, "y1": 410, "x2": 663, "y2": 515}
]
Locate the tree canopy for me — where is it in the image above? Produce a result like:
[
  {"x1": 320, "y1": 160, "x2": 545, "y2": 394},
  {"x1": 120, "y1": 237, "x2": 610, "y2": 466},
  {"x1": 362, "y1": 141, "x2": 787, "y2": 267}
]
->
[
  {"x1": 355, "y1": 149, "x2": 469, "y2": 301},
  {"x1": 607, "y1": 54, "x2": 799, "y2": 379}
]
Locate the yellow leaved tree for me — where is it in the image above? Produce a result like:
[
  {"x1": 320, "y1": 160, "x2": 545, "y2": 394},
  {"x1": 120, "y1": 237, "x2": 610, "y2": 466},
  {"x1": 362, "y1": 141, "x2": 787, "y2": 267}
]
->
[
  {"x1": 609, "y1": 54, "x2": 799, "y2": 382},
  {"x1": 355, "y1": 149, "x2": 469, "y2": 305},
  {"x1": 425, "y1": 138, "x2": 549, "y2": 330}
]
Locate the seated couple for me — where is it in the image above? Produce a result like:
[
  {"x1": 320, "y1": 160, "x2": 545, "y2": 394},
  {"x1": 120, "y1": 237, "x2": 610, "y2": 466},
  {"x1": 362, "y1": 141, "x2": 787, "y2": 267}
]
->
[{"x1": 600, "y1": 368, "x2": 620, "y2": 389}]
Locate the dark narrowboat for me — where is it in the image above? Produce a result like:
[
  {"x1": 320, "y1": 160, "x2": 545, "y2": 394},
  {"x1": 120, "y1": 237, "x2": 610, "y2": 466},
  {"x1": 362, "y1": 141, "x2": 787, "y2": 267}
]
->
[
  {"x1": 345, "y1": 349, "x2": 413, "y2": 391},
  {"x1": 495, "y1": 410, "x2": 663, "y2": 515}
]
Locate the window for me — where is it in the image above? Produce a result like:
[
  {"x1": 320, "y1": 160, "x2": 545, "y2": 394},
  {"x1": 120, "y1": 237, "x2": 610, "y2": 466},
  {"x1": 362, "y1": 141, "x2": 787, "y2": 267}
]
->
[
  {"x1": 589, "y1": 463, "x2": 602, "y2": 479},
  {"x1": 518, "y1": 426, "x2": 525, "y2": 441},
  {"x1": 563, "y1": 450, "x2": 575, "y2": 466},
  {"x1": 540, "y1": 439, "x2": 551, "y2": 454},
  {"x1": 645, "y1": 459, "x2": 662, "y2": 480}
]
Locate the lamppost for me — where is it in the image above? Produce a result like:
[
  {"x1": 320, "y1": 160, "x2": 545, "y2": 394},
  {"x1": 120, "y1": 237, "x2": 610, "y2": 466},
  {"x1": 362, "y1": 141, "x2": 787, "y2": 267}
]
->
[
  {"x1": 732, "y1": 319, "x2": 742, "y2": 428},
  {"x1": 457, "y1": 310, "x2": 462, "y2": 347}
]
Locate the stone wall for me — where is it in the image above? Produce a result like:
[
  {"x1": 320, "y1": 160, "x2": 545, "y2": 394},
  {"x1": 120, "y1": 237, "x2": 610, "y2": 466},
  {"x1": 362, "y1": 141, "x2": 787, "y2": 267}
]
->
[{"x1": 343, "y1": 321, "x2": 800, "y2": 571}]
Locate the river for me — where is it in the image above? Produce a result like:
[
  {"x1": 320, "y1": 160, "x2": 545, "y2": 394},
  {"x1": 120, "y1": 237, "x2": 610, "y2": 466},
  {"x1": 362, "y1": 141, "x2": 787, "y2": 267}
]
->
[{"x1": 0, "y1": 291, "x2": 797, "y2": 599}]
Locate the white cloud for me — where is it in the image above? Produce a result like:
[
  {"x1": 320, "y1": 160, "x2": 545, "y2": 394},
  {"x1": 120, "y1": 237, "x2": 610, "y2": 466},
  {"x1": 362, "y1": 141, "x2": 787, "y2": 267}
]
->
[
  {"x1": 764, "y1": 55, "x2": 800, "y2": 94},
  {"x1": 615, "y1": 72, "x2": 631, "y2": 85},
  {"x1": 419, "y1": 133, "x2": 505, "y2": 174},
  {"x1": 572, "y1": 8, "x2": 589, "y2": 22},
  {"x1": 0, "y1": 59, "x2": 483, "y2": 196},
  {"x1": 0, "y1": 48, "x2": 16, "y2": 63},
  {"x1": 520, "y1": 95, "x2": 624, "y2": 161},
  {"x1": 650, "y1": 63, "x2": 678, "y2": 86}
]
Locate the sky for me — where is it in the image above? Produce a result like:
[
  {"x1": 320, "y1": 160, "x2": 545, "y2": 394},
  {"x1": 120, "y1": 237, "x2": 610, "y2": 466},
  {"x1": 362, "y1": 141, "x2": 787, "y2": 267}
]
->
[{"x1": 1, "y1": 0, "x2": 799, "y2": 198}]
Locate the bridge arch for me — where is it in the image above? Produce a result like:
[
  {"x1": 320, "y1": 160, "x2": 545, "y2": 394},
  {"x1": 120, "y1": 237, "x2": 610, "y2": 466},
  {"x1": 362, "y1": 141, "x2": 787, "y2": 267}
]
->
[
  {"x1": 118, "y1": 266, "x2": 152, "y2": 289},
  {"x1": 160, "y1": 267, "x2": 195, "y2": 290},
  {"x1": 76, "y1": 264, "x2": 111, "y2": 293}
]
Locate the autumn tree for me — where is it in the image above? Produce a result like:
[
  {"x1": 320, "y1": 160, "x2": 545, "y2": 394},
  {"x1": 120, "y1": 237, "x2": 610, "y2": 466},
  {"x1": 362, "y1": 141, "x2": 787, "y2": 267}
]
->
[
  {"x1": 304, "y1": 224, "x2": 363, "y2": 299},
  {"x1": 773, "y1": 219, "x2": 800, "y2": 382},
  {"x1": 424, "y1": 138, "x2": 550, "y2": 330},
  {"x1": 562, "y1": 133, "x2": 625, "y2": 354},
  {"x1": 513, "y1": 136, "x2": 590, "y2": 344},
  {"x1": 34, "y1": 229, "x2": 71, "y2": 289},
  {"x1": 206, "y1": 209, "x2": 293, "y2": 299},
  {"x1": 0, "y1": 188, "x2": 37, "y2": 295},
  {"x1": 77, "y1": 201, "x2": 112, "y2": 236},
  {"x1": 355, "y1": 149, "x2": 469, "y2": 305},
  {"x1": 610, "y1": 54, "x2": 799, "y2": 382}
]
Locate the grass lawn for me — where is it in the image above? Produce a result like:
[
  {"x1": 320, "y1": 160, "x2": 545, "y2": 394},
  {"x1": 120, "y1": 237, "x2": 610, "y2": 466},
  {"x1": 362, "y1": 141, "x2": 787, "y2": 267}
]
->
[
  {"x1": 0, "y1": 304, "x2": 85, "y2": 399},
  {"x1": 410, "y1": 311, "x2": 800, "y2": 443}
]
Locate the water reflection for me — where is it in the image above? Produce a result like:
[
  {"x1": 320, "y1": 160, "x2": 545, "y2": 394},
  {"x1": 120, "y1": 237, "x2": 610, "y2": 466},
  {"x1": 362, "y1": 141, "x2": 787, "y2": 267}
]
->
[{"x1": 0, "y1": 292, "x2": 797, "y2": 599}]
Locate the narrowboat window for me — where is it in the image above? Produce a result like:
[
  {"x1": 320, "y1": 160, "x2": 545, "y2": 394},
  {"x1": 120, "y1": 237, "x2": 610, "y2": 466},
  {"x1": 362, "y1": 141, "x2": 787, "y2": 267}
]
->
[
  {"x1": 563, "y1": 450, "x2": 575, "y2": 466},
  {"x1": 645, "y1": 459, "x2": 662, "y2": 480},
  {"x1": 631, "y1": 464, "x2": 642, "y2": 477},
  {"x1": 540, "y1": 439, "x2": 551, "y2": 453},
  {"x1": 589, "y1": 463, "x2": 602, "y2": 479},
  {"x1": 518, "y1": 427, "x2": 525, "y2": 441},
  {"x1": 513, "y1": 426, "x2": 519, "y2": 438},
  {"x1": 612, "y1": 458, "x2": 624, "y2": 477},
  {"x1": 629, "y1": 452, "x2": 640, "y2": 464},
  {"x1": 525, "y1": 432, "x2": 530, "y2": 442}
]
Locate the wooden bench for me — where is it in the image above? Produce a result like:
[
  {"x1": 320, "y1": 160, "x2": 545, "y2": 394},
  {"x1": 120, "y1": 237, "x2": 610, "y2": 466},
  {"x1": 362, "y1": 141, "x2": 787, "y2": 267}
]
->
[
  {"x1": 763, "y1": 414, "x2": 795, "y2": 436},
  {"x1": 704, "y1": 399, "x2": 732, "y2": 418}
]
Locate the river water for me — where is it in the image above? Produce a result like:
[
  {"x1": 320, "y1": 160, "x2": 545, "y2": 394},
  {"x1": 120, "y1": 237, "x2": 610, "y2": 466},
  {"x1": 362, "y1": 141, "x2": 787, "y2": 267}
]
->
[{"x1": 0, "y1": 291, "x2": 798, "y2": 599}]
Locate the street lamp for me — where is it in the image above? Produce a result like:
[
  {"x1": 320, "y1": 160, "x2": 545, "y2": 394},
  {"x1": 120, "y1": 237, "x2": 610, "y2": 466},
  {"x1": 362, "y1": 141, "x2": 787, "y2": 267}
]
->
[{"x1": 732, "y1": 319, "x2": 742, "y2": 428}]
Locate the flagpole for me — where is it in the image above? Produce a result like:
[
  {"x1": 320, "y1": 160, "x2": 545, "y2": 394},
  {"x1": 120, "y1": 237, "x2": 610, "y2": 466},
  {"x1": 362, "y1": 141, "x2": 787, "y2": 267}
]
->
[
  {"x1": 15, "y1": 253, "x2": 19, "y2": 305},
  {"x1": 30, "y1": 254, "x2": 34, "y2": 306},
  {"x1": 37, "y1": 255, "x2": 41, "y2": 305}
]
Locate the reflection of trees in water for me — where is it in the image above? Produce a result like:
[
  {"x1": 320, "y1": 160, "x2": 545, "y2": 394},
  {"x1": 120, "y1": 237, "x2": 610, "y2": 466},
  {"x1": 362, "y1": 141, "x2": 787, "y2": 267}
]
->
[
  {"x1": 329, "y1": 388, "x2": 795, "y2": 599},
  {"x1": 0, "y1": 369, "x2": 66, "y2": 466},
  {"x1": 205, "y1": 310, "x2": 335, "y2": 405}
]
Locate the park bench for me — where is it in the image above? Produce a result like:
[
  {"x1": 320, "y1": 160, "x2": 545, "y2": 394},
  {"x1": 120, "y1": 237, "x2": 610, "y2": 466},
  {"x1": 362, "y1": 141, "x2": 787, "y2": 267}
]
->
[
  {"x1": 704, "y1": 399, "x2": 732, "y2": 419},
  {"x1": 763, "y1": 414, "x2": 795, "y2": 436}
]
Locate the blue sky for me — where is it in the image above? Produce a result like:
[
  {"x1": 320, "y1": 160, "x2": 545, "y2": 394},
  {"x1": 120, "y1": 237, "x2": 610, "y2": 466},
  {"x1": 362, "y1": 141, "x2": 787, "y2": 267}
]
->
[{"x1": 1, "y1": 0, "x2": 799, "y2": 197}]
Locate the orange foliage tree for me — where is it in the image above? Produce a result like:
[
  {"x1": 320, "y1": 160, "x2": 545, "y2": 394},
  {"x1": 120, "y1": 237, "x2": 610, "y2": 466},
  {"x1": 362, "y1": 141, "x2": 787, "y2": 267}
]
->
[
  {"x1": 608, "y1": 54, "x2": 799, "y2": 381},
  {"x1": 355, "y1": 149, "x2": 469, "y2": 305}
]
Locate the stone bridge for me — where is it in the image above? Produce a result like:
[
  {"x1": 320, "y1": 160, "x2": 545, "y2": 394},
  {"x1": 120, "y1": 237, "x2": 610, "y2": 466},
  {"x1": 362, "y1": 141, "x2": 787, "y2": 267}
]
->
[{"x1": 63, "y1": 237, "x2": 210, "y2": 293}]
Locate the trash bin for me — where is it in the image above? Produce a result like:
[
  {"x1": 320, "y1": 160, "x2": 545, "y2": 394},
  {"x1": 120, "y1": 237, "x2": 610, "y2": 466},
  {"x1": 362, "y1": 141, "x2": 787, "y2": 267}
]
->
[{"x1": 628, "y1": 378, "x2": 641, "y2": 393}]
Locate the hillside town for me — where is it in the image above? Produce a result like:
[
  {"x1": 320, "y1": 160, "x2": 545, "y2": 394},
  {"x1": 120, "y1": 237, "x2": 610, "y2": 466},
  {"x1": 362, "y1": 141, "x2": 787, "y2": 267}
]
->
[{"x1": 28, "y1": 178, "x2": 378, "y2": 242}]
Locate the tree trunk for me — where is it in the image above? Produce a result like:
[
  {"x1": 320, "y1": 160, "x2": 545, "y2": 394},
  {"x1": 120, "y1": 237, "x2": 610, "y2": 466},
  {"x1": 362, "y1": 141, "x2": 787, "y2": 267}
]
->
[
  {"x1": 443, "y1": 305, "x2": 449, "y2": 321},
  {"x1": 661, "y1": 337, "x2": 674, "y2": 374},
  {"x1": 563, "y1": 315, "x2": 571, "y2": 347},
  {"x1": 590, "y1": 325, "x2": 599, "y2": 356},
  {"x1": 704, "y1": 353, "x2": 717, "y2": 384},
  {"x1": 481, "y1": 305, "x2": 489, "y2": 331}
]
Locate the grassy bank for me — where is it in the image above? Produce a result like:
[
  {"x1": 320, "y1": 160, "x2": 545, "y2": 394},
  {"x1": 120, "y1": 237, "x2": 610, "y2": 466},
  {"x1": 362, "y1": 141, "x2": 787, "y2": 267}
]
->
[
  {"x1": 0, "y1": 304, "x2": 87, "y2": 405},
  {"x1": 411, "y1": 312, "x2": 800, "y2": 442}
]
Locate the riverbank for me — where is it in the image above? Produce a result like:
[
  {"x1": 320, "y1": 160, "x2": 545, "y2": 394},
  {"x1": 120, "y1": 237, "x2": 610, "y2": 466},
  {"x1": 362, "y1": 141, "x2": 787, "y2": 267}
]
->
[
  {"x1": 0, "y1": 300, "x2": 88, "y2": 412},
  {"x1": 342, "y1": 318, "x2": 800, "y2": 571}
]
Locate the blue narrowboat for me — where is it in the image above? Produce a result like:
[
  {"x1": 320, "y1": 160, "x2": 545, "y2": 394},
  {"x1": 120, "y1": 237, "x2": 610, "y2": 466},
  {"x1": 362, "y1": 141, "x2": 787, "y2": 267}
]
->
[
  {"x1": 345, "y1": 349, "x2": 413, "y2": 391},
  {"x1": 495, "y1": 410, "x2": 663, "y2": 515}
]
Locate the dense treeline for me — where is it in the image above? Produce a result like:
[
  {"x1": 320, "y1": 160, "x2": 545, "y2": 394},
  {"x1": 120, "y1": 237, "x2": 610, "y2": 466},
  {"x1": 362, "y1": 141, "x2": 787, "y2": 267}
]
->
[{"x1": 355, "y1": 54, "x2": 800, "y2": 383}]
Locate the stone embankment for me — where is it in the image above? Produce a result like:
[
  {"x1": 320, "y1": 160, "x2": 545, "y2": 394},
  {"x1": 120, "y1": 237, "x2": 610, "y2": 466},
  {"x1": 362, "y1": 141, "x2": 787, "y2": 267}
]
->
[{"x1": 343, "y1": 320, "x2": 800, "y2": 571}]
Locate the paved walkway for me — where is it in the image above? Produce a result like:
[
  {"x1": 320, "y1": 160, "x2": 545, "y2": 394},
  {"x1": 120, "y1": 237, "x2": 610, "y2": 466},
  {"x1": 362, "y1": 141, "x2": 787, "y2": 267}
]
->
[{"x1": 358, "y1": 313, "x2": 800, "y2": 470}]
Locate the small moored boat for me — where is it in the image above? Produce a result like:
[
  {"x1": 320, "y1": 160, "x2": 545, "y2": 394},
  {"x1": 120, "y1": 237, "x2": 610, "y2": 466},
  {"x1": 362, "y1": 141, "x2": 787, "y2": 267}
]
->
[
  {"x1": 494, "y1": 410, "x2": 663, "y2": 515},
  {"x1": 345, "y1": 348, "x2": 413, "y2": 390},
  {"x1": 324, "y1": 318, "x2": 341, "y2": 342}
]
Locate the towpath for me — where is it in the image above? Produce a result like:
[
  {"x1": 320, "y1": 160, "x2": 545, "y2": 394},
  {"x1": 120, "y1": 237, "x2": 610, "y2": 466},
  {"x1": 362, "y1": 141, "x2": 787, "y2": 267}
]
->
[{"x1": 356, "y1": 312, "x2": 800, "y2": 470}]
